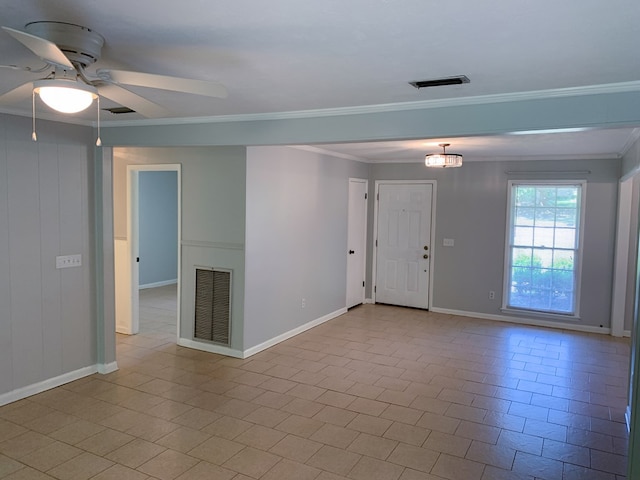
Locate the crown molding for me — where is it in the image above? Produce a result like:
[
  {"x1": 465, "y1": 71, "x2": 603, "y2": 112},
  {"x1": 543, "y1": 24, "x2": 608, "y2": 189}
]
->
[
  {"x1": 621, "y1": 128, "x2": 640, "y2": 157},
  {"x1": 100, "y1": 80, "x2": 640, "y2": 128},
  {"x1": 2, "y1": 80, "x2": 640, "y2": 131}
]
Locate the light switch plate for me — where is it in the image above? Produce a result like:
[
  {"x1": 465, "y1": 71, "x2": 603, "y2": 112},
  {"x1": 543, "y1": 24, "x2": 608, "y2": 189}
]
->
[
  {"x1": 56, "y1": 254, "x2": 82, "y2": 269},
  {"x1": 443, "y1": 238, "x2": 454, "y2": 247}
]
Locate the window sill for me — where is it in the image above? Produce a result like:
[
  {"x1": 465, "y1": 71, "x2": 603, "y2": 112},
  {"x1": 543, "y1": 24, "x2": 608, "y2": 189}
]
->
[{"x1": 500, "y1": 307, "x2": 581, "y2": 322}]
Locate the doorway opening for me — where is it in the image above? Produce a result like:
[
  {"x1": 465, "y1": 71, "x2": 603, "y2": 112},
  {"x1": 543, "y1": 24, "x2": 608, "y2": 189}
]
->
[{"x1": 113, "y1": 164, "x2": 181, "y2": 342}]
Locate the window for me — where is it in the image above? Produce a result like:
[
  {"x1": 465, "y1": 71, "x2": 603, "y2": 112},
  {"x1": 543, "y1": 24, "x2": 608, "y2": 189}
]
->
[{"x1": 504, "y1": 181, "x2": 584, "y2": 316}]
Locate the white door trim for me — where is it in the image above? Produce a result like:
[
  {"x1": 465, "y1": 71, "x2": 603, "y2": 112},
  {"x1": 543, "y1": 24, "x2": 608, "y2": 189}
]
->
[
  {"x1": 346, "y1": 178, "x2": 368, "y2": 308},
  {"x1": 372, "y1": 180, "x2": 437, "y2": 308},
  {"x1": 118, "y1": 164, "x2": 182, "y2": 339},
  {"x1": 611, "y1": 173, "x2": 637, "y2": 337}
]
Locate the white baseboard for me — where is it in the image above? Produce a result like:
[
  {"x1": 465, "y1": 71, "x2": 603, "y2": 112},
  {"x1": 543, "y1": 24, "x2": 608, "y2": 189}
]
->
[
  {"x1": 624, "y1": 330, "x2": 632, "y2": 338},
  {"x1": 179, "y1": 308, "x2": 347, "y2": 360},
  {"x1": 429, "y1": 307, "x2": 612, "y2": 335},
  {"x1": 116, "y1": 326, "x2": 133, "y2": 335},
  {"x1": 626, "y1": 405, "x2": 632, "y2": 433},
  {"x1": 139, "y1": 279, "x2": 178, "y2": 290},
  {"x1": 0, "y1": 365, "x2": 98, "y2": 407},
  {"x1": 98, "y1": 362, "x2": 119, "y2": 374},
  {"x1": 242, "y1": 307, "x2": 348, "y2": 358},
  {"x1": 364, "y1": 298, "x2": 374, "y2": 304},
  {"x1": 178, "y1": 338, "x2": 244, "y2": 359}
]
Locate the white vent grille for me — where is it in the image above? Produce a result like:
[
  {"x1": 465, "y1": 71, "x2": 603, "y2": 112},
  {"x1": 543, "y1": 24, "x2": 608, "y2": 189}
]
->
[{"x1": 194, "y1": 268, "x2": 231, "y2": 345}]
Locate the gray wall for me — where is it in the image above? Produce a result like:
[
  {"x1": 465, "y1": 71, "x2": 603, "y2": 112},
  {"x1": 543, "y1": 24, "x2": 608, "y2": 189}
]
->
[
  {"x1": 370, "y1": 158, "x2": 620, "y2": 329},
  {"x1": 0, "y1": 113, "x2": 95, "y2": 398},
  {"x1": 244, "y1": 146, "x2": 369, "y2": 349},
  {"x1": 139, "y1": 171, "x2": 178, "y2": 287},
  {"x1": 113, "y1": 146, "x2": 246, "y2": 351}
]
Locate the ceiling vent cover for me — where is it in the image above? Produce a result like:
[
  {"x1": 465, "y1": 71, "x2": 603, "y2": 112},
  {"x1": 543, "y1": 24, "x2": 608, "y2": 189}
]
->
[
  {"x1": 103, "y1": 106, "x2": 135, "y2": 114},
  {"x1": 409, "y1": 75, "x2": 470, "y2": 89},
  {"x1": 194, "y1": 267, "x2": 231, "y2": 345}
]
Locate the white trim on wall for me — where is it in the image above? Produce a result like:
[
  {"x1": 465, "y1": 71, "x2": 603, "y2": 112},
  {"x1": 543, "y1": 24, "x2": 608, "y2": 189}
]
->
[
  {"x1": 611, "y1": 176, "x2": 634, "y2": 337},
  {"x1": 430, "y1": 306, "x2": 612, "y2": 335},
  {"x1": 243, "y1": 307, "x2": 347, "y2": 358},
  {"x1": 139, "y1": 279, "x2": 178, "y2": 290},
  {"x1": 178, "y1": 307, "x2": 347, "y2": 359},
  {"x1": 0, "y1": 365, "x2": 100, "y2": 407}
]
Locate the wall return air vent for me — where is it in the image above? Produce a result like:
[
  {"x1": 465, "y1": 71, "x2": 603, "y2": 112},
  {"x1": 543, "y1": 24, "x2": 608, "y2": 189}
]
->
[
  {"x1": 409, "y1": 75, "x2": 470, "y2": 89},
  {"x1": 194, "y1": 267, "x2": 231, "y2": 346}
]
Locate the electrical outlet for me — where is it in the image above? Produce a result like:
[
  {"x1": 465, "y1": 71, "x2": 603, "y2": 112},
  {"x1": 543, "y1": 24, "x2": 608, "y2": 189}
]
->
[
  {"x1": 56, "y1": 254, "x2": 82, "y2": 269},
  {"x1": 489, "y1": 291, "x2": 495, "y2": 300},
  {"x1": 301, "y1": 298, "x2": 306, "y2": 309}
]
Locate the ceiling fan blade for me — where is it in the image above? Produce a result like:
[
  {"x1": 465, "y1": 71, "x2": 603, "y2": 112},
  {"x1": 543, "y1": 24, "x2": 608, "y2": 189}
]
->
[
  {"x1": 97, "y1": 83, "x2": 169, "y2": 118},
  {"x1": 2, "y1": 26, "x2": 74, "y2": 70},
  {"x1": 0, "y1": 82, "x2": 34, "y2": 105},
  {"x1": 97, "y1": 69, "x2": 228, "y2": 99}
]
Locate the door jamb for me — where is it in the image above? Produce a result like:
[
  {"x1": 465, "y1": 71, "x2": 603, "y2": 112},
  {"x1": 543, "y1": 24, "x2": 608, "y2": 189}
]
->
[{"x1": 372, "y1": 180, "x2": 437, "y2": 308}]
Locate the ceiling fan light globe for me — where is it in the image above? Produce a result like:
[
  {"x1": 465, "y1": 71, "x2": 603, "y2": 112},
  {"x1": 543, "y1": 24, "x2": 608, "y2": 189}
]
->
[{"x1": 34, "y1": 79, "x2": 98, "y2": 113}]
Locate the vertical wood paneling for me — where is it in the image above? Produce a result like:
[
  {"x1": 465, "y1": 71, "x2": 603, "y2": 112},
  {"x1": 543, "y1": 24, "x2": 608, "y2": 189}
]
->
[
  {"x1": 7, "y1": 139, "x2": 44, "y2": 388},
  {"x1": 38, "y1": 142, "x2": 62, "y2": 379},
  {"x1": 0, "y1": 114, "x2": 96, "y2": 398},
  {"x1": 59, "y1": 145, "x2": 90, "y2": 372},
  {"x1": 0, "y1": 116, "x2": 14, "y2": 392}
]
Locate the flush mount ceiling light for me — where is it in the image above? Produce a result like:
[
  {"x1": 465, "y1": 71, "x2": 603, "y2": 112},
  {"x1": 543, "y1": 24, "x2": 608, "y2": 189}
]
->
[
  {"x1": 33, "y1": 79, "x2": 98, "y2": 113},
  {"x1": 425, "y1": 143, "x2": 463, "y2": 168}
]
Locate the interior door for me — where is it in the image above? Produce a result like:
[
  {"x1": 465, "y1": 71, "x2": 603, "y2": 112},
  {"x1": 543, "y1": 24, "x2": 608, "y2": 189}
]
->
[
  {"x1": 346, "y1": 179, "x2": 367, "y2": 308},
  {"x1": 375, "y1": 183, "x2": 433, "y2": 309}
]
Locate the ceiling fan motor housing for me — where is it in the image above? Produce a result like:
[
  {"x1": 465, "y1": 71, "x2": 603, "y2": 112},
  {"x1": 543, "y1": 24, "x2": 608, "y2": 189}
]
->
[{"x1": 25, "y1": 21, "x2": 104, "y2": 67}]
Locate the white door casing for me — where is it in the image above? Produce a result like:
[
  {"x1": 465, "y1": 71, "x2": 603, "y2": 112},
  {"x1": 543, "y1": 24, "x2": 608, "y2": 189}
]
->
[
  {"x1": 374, "y1": 182, "x2": 434, "y2": 309},
  {"x1": 114, "y1": 163, "x2": 181, "y2": 337},
  {"x1": 346, "y1": 178, "x2": 368, "y2": 308}
]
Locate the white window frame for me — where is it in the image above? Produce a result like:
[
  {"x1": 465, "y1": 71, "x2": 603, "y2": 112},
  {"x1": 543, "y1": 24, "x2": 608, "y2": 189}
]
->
[{"x1": 501, "y1": 180, "x2": 586, "y2": 319}]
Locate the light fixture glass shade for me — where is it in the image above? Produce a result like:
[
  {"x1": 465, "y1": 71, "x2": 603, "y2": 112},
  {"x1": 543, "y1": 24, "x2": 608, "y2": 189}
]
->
[
  {"x1": 425, "y1": 143, "x2": 463, "y2": 168},
  {"x1": 34, "y1": 79, "x2": 98, "y2": 113}
]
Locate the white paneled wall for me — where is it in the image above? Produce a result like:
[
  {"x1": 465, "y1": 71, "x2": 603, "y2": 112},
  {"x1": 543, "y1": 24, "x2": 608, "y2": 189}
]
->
[{"x1": 0, "y1": 114, "x2": 95, "y2": 403}]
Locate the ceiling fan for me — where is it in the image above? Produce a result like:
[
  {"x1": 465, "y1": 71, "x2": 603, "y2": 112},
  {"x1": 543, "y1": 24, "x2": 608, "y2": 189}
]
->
[{"x1": 0, "y1": 21, "x2": 228, "y2": 118}]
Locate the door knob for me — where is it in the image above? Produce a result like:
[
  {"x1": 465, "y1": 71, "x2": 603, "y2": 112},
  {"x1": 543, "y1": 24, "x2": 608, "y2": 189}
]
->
[
  {"x1": 349, "y1": 250, "x2": 355, "y2": 254},
  {"x1": 424, "y1": 246, "x2": 429, "y2": 250},
  {"x1": 423, "y1": 254, "x2": 429, "y2": 259}
]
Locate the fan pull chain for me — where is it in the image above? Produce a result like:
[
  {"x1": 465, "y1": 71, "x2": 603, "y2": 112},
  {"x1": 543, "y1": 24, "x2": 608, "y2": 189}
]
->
[
  {"x1": 96, "y1": 95, "x2": 102, "y2": 146},
  {"x1": 31, "y1": 90, "x2": 37, "y2": 141}
]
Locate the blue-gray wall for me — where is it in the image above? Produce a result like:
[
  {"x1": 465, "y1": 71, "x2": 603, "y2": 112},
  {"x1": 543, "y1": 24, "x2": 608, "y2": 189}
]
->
[
  {"x1": 0, "y1": 113, "x2": 96, "y2": 402},
  {"x1": 244, "y1": 146, "x2": 369, "y2": 349},
  {"x1": 370, "y1": 158, "x2": 620, "y2": 330},
  {"x1": 139, "y1": 171, "x2": 178, "y2": 287}
]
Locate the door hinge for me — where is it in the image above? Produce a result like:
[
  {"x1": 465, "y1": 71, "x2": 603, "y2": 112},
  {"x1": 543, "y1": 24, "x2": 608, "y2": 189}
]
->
[
  {"x1": 363, "y1": 281, "x2": 365, "y2": 287},
  {"x1": 375, "y1": 239, "x2": 378, "y2": 247},
  {"x1": 365, "y1": 193, "x2": 367, "y2": 200},
  {"x1": 377, "y1": 193, "x2": 379, "y2": 200},
  {"x1": 374, "y1": 286, "x2": 376, "y2": 293}
]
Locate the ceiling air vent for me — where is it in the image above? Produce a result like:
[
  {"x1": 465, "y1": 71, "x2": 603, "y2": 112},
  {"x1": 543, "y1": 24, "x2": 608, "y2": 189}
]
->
[
  {"x1": 409, "y1": 75, "x2": 470, "y2": 89},
  {"x1": 102, "y1": 106, "x2": 136, "y2": 114}
]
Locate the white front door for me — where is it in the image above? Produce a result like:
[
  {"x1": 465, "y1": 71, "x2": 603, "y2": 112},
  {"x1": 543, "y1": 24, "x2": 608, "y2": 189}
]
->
[
  {"x1": 346, "y1": 179, "x2": 368, "y2": 308},
  {"x1": 375, "y1": 183, "x2": 433, "y2": 309}
]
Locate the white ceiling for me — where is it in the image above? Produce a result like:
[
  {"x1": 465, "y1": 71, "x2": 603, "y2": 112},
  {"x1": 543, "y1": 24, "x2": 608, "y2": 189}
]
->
[{"x1": 1, "y1": 0, "x2": 639, "y2": 161}]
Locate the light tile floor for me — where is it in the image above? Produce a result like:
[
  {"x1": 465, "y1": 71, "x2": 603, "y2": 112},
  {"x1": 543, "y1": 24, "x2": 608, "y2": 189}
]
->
[{"x1": 0, "y1": 287, "x2": 631, "y2": 479}]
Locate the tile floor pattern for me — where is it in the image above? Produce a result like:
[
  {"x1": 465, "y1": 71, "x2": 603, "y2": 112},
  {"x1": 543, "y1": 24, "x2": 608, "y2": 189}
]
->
[{"x1": 0, "y1": 286, "x2": 631, "y2": 479}]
